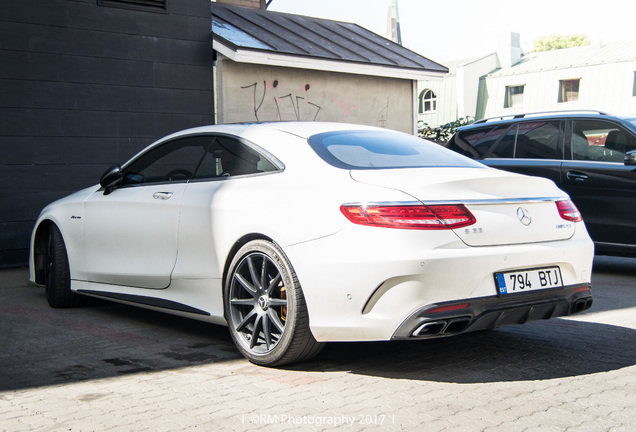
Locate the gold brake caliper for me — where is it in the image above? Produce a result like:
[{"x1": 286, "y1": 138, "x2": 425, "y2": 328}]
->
[{"x1": 280, "y1": 284, "x2": 287, "y2": 322}]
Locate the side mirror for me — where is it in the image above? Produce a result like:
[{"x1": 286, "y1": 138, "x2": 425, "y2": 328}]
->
[
  {"x1": 100, "y1": 165, "x2": 123, "y2": 195},
  {"x1": 625, "y1": 150, "x2": 636, "y2": 166}
]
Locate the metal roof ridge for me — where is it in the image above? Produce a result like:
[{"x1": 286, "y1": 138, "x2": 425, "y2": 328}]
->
[
  {"x1": 213, "y1": 5, "x2": 313, "y2": 56},
  {"x1": 210, "y1": 2, "x2": 447, "y2": 73},
  {"x1": 214, "y1": 5, "x2": 389, "y2": 64},
  {"x1": 340, "y1": 22, "x2": 423, "y2": 68}
]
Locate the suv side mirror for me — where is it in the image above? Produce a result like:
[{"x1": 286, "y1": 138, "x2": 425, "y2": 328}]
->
[
  {"x1": 625, "y1": 150, "x2": 636, "y2": 166},
  {"x1": 100, "y1": 165, "x2": 124, "y2": 195}
]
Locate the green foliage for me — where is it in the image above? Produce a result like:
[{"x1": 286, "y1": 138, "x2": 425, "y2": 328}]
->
[
  {"x1": 418, "y1": 116, "x2": 474, "y2": 143},
  {"x1": 533, "y1": 34, "x2": 590, "y2": 52}
]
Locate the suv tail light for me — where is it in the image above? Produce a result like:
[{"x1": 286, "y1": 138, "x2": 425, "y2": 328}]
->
[
  {"x1": 340, "y1": 204, "x2": 476, "y2": 230},
  {"x1": 556, "y1": 200, "x2": 582, "y2": 222}
]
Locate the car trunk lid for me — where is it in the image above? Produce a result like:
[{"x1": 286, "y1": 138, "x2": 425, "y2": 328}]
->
[{"x1": 350, "y1": 167, "x2": 576, "y2": 246}]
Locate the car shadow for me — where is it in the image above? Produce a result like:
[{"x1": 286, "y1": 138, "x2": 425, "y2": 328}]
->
[
  {"x1": 0, "y1": 283, "x2": 242, "y2": 392},
  {"x1": 286, "y1": 256, "x2": 636, "y2": 382},
  {"x1": 2, "y1": 257, "x2": 635, "y2": 391},
  {"x1": 292, "y1": 319, "x2": 636, "y2": 383}
]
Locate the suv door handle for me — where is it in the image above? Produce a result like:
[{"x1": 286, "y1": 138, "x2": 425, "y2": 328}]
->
[
  {"x1": 566, "y1": 171, "x2": 588, "y2": 182},
  {"x1": 153, "y1": 192, "x2": 173, "y2": 200}
]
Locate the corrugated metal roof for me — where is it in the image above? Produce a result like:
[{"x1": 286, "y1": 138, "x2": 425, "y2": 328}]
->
[
  {"x1": 211, "y1": 3, "x2": 448, "y2": 74},
  {"x1": 487, "y1": 39, "x2": 636, "y2": 78}
]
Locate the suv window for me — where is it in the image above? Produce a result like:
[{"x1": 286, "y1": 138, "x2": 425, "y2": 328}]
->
[
  {"x1": 571, "y1": 120, "x2": 636, "y2": 162},
  {"x1": 451, "y1": 125, "x2": 512, "y2": 158},
  {"x1": 514, "y1": 121, "x2": 561, "y2": 159},
  {"x1": 451, "y1": 121, "x2": 561, "y2": 159}
]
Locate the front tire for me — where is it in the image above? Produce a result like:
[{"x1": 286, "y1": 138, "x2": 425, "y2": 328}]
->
[
  {"x1": 45, "y1": 224, "x2": 79, "y2": 308},
  {"x1": 224, "y1": 240, "x2": 323, "y2": 366}
]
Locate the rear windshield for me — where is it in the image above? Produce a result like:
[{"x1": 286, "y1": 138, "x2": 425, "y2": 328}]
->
[{"x1": 308, "y1": 130, "x2": 484, "y2": 170}]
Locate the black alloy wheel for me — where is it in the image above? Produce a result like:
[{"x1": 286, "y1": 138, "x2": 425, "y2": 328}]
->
[
  {"x1": 224, "y1": 240, "x2": 323, "y2": 366},
  {"x1": 45, "y1": 224, "x2": 79, "y2": 308}
]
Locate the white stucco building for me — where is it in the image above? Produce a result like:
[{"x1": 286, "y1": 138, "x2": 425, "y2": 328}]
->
[
  {"x1": 418, "y1": 35, "x2": 636, "y2": 127},
  {"x1": 211, "y1": 2, "x2": 448, "y2": 134}
]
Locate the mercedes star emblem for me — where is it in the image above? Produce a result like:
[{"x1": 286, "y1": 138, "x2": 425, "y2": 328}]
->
[{"x1": 517, "y1": 207, "x2": 532, "y2": 226}]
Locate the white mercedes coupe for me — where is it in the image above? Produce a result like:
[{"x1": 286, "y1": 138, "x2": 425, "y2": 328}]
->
[{"x1": 30, "y1": 122, "x2": 594, "y2": 366}]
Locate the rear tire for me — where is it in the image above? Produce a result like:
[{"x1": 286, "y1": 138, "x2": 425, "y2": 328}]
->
[
  {"x1": 45, "y1": 224, "x2": 79, "y2": 308},
  {"x1": 224, "y1": 240, "x2": 323, "y2": 366}
]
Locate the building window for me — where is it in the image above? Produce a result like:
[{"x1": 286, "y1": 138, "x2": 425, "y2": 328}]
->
[
  {"x1": 558, "y1": 79, "x2": 580, "y2": 103},
  {"x1": 504, "y1": 85, "x2": 524, "y2": 108},
  {"x1": 98, "y1": 0, "x2": 167, "y2": 13},
  {"x1": 419, "y1": 89, "x2": 437, "y2": 113}
]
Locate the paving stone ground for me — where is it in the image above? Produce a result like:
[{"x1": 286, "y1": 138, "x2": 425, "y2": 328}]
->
[{"x1": 0, "y1": 256, "x2": 635, "y2": 431}]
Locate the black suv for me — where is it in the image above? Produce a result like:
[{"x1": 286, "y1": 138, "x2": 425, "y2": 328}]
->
[{"x1": 446, "y1": 111, "x2": 636, "y2": 257}]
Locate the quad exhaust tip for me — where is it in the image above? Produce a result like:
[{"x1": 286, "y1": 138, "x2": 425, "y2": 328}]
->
[
  {"x1": 572, "y1": 297, "x2": 593, "y2": 314},
  {"x1": 412, "y1": 317, "x2": 471, "y2": 337}
]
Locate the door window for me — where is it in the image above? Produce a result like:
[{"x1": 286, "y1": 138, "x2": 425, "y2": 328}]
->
[
  {"x1": 193, "y1": 136, "x2": 278, "y2": 179},
  {"x1": 123, "y1": 136, "x2": 210, "y2": 185},
  {"x1": 571, "y1": 120, "x2": 636, "y2": 162},
  {"x1": 122, "y1": 135, "x2": 279, "y2": 186}
]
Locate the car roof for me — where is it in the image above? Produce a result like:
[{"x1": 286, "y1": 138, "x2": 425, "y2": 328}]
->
[
  {"x1": 124, "y1": 122, "x2": 407, "y2": 171},
  {"x1": 159, "y1": 121, "x2": 386, "y2": 142},
  {"x1": 460, "y1": 111, "x2": 636, "y2": 130}
]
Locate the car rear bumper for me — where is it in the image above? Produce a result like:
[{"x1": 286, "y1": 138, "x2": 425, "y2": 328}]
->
[
  {"x1": 392, "y1": 283, "x2": 592, "y2": 339},
  {"x1": 286, "y1": 221, "x2": 594, "y2": 342}
]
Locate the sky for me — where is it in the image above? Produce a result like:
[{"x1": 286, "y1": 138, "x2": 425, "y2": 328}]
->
[{"x1": 268, "y1": 0, "x2": 636, "y2": 63}]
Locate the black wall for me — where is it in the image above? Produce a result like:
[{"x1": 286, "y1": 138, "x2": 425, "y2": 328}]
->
[{"x1": 0, "y1": 0, "x2": 215, "y2": 267}]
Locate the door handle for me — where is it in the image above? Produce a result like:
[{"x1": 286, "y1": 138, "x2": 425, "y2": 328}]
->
[
  {"x1": 566, "y1": 172, "x2": 588, "y2": 182},
  {"x1": 153, "y1": 192, "x2": 173, "y2": 200}
]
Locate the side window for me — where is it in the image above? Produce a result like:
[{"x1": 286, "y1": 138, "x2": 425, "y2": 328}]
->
[
  {"x1": 514, "y1": 121, "x2": 561, "y2": 159},
  {"x1": 496, "y1": 126, "x2": 516, "y2": 158},
  {"x1": 571, "y1": 120, "x2": 636, "y2": 162},
  {"x1": 121, "y1": 135, "x2": 280, "y2": 186},
  {"x1": 454, "y1": 125, "x2": 512, "y2": 158},
  {"x1": 193, "y1": 136, "x2": 278, "y2": 179},
  {"x1": 122, "y1": 136, "x2": 210, "y2": 186}
]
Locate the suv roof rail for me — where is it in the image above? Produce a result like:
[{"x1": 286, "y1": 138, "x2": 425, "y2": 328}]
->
[{"x1": 472, "y1": 110, "x2": 610, "y2": 125}]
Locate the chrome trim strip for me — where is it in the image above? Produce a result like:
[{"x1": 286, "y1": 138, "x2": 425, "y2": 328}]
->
[
  {"x1": 426, "y1": 197, "x2": 566, "y2": 205},
  {"x1": 342, "y1": 197, "x2": 566, "y2": 207},
  {"x1": 341, "y1": 201, "x2": 421, "y2": 207}
]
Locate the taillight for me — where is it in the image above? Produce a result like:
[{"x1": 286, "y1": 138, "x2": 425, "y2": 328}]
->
[
  {"x1": 556, "y1": 200, "x2": 582, "y2": 222},
  {"x1": 340, "y1": 204, "x2": 476, "y2": 230}
]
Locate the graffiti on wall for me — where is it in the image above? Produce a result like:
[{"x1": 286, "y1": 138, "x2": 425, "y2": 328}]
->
[
  {"x1": 333, "y1": 96, "x2": 358, "y2": 121},
  {"x1": 239, "y1": 79, "x2": 366, "y2": 122},
  {"x1": 240, "y1": 80, "x2": 323, "y2": 121},
  {"x1": 376, "y1": 97, "x2": 390, "y2": 128}
]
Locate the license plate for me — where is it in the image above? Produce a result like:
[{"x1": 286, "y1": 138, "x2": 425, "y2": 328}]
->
[{"x1": 495, "y1": 266, "x2": 563, "y2": 295}]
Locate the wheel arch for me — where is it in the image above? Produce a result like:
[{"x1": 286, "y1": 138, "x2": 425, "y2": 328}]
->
[
  {"x1": 222, "y1": 233, "x2": 277, "y2": 292},
  {"x1": 32, "y1": 219, "x2": 55, "y2": 285}
]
